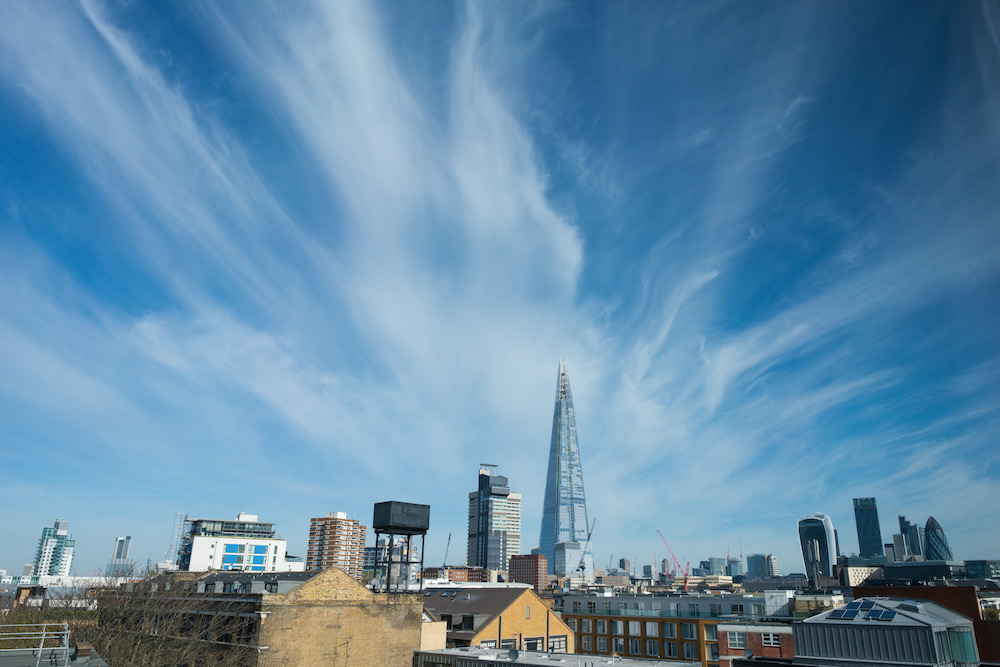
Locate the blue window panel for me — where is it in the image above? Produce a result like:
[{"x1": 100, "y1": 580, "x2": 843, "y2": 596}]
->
[
  {"x1": 224, "y1": 544, "x2": 240, "y2": 553},
  {"x1": 223, "y1": 555, "x2": 239, "y2": 564},
  {"x1": 250, "y1": 565, "x2": 264, "y2": 571},
  {"x1": 252, "y1": 556, "x2": 265, "y2": 564},
  {"x1": 254, "y1": 545, "x2": 267, "y2": 554}
]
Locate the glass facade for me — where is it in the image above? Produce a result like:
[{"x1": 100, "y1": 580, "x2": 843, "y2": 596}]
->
[
  {"x1": 924, "y1": 516, "x2": 954, "y2": 561},
  {"x1": 538, "y1": 361, "x2": 592, "y2": 576},
  {"x1": 798, "y1": 513, "x2": 836, "y2": 578},
  {"x1": 853, "y1": 498, "x2": 884, "y2": 557}
]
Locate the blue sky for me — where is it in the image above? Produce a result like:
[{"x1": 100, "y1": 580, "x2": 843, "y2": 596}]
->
[{"x1": 1, "y1": 1, "x2": 998, "y2": 577}]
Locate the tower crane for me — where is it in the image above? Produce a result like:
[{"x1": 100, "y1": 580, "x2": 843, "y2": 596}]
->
[
  {"x1": 576, "y1": 519, "x2": 597, "y2": 575},
  {"x1": 443, "y1": 532, "x2": 451, "y2": 570},
  {"x1": 657, "y1": 530, "x2": 690, "y2": 592}
]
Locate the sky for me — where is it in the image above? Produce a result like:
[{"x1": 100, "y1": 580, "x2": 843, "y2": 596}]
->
[{"x1": 1, "y1": 1, "x2": 998, "y2": 578}]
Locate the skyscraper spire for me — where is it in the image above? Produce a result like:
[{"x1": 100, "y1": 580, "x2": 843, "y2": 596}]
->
[{"x1": 537, "y1": 361, "x2": 592, "y2": 578}]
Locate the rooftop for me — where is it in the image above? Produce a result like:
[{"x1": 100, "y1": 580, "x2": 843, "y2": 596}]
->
[{"x1": 805, "y1": 597, "x2": 974, "y2": 628}]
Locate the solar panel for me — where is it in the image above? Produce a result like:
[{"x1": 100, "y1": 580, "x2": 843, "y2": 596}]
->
[
  {"x1": 866, "y1": 610, "x2": 882, "y2": 620},
  {"x1": 860, "y1": 600, "x2": 875, "y2": 610},
  {"x1": 842, "y1": 609, "x2": 860, "y2": 619},
  {"x1": 828, "y1": 609, "x2": 846, "y2": 619},
  {"x1": 845, "y1": 601, "x2": 862, "y2": 610},
  {"x1": 879, "y1": 610, "x2": 897, "y2": 621}
]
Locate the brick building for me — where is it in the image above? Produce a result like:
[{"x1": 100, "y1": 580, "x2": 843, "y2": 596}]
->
[
  {"x1": 509, "y1": 554, "x2": 547, "y2": 591},
  {"x1": 717, "y1": 621, "x2": 793, "y2": 666},
  {"x1": 424, "y1": 566, "x2": 491, "y2": 583},
  {"x1": 95, "y1": 567, "x2": 422, "y2": 666},
  {"x1": 306, "y1": 512, "x2": 366, "y2": 580}
]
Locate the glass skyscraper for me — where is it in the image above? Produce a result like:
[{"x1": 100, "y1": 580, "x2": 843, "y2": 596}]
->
[
  {"x1": 798, "y1": 512, "x2": 836, "y2": 582},
  {"x1": 537, "y1": 361, "x2": 593, "y2": 578},
  {"x1": 467, "y1": 464, "x2": 521, "y2": 571},
  {"x1": 853, "y1": 497, "x2": 884, "y2": 557},
  {"x1": 924, "y1": 516, "x2": 954, "y2": 561},
  {"x1": 898, "y1": 515, "x2": 925, "y2": 558}
]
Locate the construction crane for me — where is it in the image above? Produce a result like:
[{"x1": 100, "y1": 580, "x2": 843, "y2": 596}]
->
[
  {"x1": 442, "y1": 532, "x2": 451, "y2": 570},
  {"x1": 576, "y1": 519, "x2": 597, "y2": 575},
  {"x1": 657, "y1": 530, "x2": 690, "y2": 592}
]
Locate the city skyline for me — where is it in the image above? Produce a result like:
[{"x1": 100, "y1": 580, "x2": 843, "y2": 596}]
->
[{"x1": 1, "y1": 2, "x2": 998, "y2": 575}]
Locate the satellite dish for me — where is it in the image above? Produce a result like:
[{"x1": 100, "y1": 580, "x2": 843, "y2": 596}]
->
[
  {"x1": 508, "y1": 648, "x2": 519, "y2": 661},
  {"x1": 745, "y1": 648, "x2": 754, "y2": 658}
]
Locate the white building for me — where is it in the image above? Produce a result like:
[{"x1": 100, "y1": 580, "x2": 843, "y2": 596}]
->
[
  {"x1": 178, "y1": 513, "x2": 304, "y2": 573},
  {"x1": 33, "y1": 519, "x2": 75, "y2": 577}
]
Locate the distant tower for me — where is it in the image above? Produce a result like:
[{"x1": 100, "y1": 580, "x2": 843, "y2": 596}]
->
[
  {"x1": 898, "y1": 515, "x2": 925, "y2": 558},
  {"x1": 746, "y1": 553, "x2": 778, "y2": 579},
  {"x1": 537, "y1": 361, "x2": 593, "y2": 579},
  {"x1": 798, "y1": 513, "x2": 836, "y2": 582},
  {"x1": 467, "y1": 464, "x2": 522, "y2": 571},
  {"x1": 924, "y1": 516, "x2": 954, "y2": 561},
  {"x1": 307, "y1": 512, "x2": 367, "y2": 580},
  {"x1": 105, "y1": 536, "x2": 136, "y2": 577},
  {"x1": 853, "y1": 498, "x2": 884, "y2": 557},
  {"x1": 33, "y1": 519, "x2": 75, "y2": 577}
]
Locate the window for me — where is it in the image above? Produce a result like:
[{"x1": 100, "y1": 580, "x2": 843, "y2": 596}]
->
[
  {"x1": 710, "y1": 603, "x2": 722, "y2": 617},
  {"x1": 596, "y1": 619, "x2": 607, "y2": 634},
  {"x1": 709, "y1": 643, "x2": 719, "y2": 660},
  {"x1": 705, "y1": 624, "x2": 717, "y2": 641},
  {"x1": 613, "y1": 638, "x2": 624, "y2": 654},
  {"x1": 239, "y1": 582, "x2": 251, "y2": 593},
  {"x1": 264, "y1": 582, "x2": 278, "y2": 593},
  {"x1": 222, "y1": 582, "x2": 235, "y2": 593},
  {"x1": 611, "y1": 620, "x2": 623, "y2": 635},
  {"x1": 573, "y1": 600, "x2": 581, "y2": 611},
  {"x1": 581, "y1": 618, "x2": 591, "y2": 633},
  {"x1": 549, "y1": 635, "x2": 568, "y2": 653},
  {"x1": 500, "y1": 639, "x2": 515, "y2": 649},
  {"x1": 646, "y1": 640, "x2": 659, "y2": 656},
  {"x1": 479, "y1": 640, "x2": 496, "y2": 648},
  {"x1": 682, "y1": 623, "x2": 696, "y2": 640},
  {"x1": 753, "y1": 604, "x2": 765, "y2": 618},
  {"x1": 731, "y1": 603, "x2": 745, "y2": 615},
  {"x1": 663, "y1": 623, "x2": 677, "y2": 638},
  {"x1": 525, "y1": 637, "x2": 543, "y2": 651},
  {"x1": 203, "y1": 583, "x2": 215, "y2": 593},
  {"x1": 645, "y1": 621, "x2": 658, "y2": 637},
  {"x1": 525, "y1": 606, "x2": 531, "y2": 619},
  {"x1": 729, "y1": 631, "x2": 746, "y2": 649},
  {"x1": 581, "y1": 636, "x2": 592, "y2": 651},
  {"x1": 762, "y1": 632, "x2": 781, "y2": 647},
  {"x1": 628, "y1": 620, "x2": 641, "y2": 636},
  {"x1": 597, "y1": 637, "x2": 608, "y2": 653},
  {"x1": 587, "y1": 601, "x2": 596, "y2": 612},
  {"x1": 665, "y1": 641, "x2": 678, "y2": 658},
  {"x1": 567, "y1": 618, "x2": 577, "y2": 631},
  {"x1": 628, "y1": 638, "x2": 640, "y2": 654},
  {"x1": 687, "y1": 603, "x2": 700, "y2": 617},
  {"x1": 683, "y1": 642, "x2": 697, "y2": 660}
]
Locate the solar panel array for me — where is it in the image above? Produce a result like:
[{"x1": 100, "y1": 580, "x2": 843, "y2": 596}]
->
[{"x1": 828, "y1": 601, "x2": 897, "y2": 622}]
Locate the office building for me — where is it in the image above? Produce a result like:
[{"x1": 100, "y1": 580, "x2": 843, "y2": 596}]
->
[
  {"x1": 467, "y1": 465, "x2": 521, "y2": 571},
  {"x1": 899, "y1": 514, "x2": 926, "y2": 558},
  {"x1": 537, "y1": 361, "x2": 593, "y2": 580},
  {"x1": 924, "y1": 516, "x2": 954, "y2": 561},
  {"x1": 177, "y1": 513, "x2": 304, "y2": 573},
  {"x1": 105, "y1": 535, "x2": 135, "y2": 577},
  {"x1": 852, "y1": 497, "x2": 884, "y2": 557},
  {"x1": 509, "y1": 554, "x2": 547, "y2": 591},
  {"x1": 797, "y1": 513, "x2": 836, "y2": 581},
  {"x1": 306, "y1": 512, "x2": 366, "y2": 580},
  {"x1": 32, "y1": 519, "x2": 75, "y2": 577},
  {"x1": 619, "y1": 558, "x2": 631, "y2": 574},
  {"x1": 725, "y1": 557, "x2": 743, "y2": 577},
  {"x1": 746, "y1": 554, "x2": 779, "y2": 580}
]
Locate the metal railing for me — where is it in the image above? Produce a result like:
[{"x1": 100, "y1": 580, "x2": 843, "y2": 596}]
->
[{"x1": 0, "y1": 623, "x2": 71, "y2": 667}]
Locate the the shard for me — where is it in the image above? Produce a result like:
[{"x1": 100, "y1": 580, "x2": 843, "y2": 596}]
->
[{"x1": 537, "y1": 361, "x2": 593, "y2": 579}]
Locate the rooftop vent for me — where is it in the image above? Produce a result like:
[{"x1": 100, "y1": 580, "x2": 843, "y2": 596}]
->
[{"x1": 899, "y1": 601, "x2": 923, "y2": 613}]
